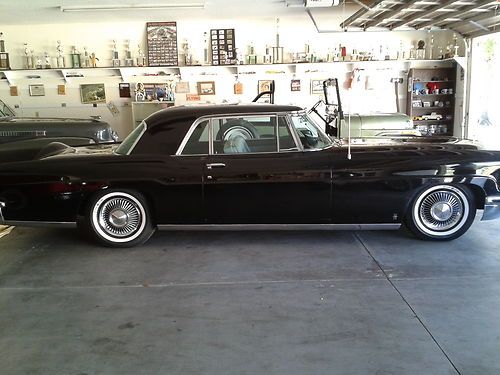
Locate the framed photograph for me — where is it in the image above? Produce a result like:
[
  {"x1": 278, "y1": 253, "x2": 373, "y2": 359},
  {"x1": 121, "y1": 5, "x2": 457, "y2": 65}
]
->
[
  {"x1": 197, "y1": 81, "x2": 216, "y2": 95},
  {"x1": 57, "y1": 85, "x2": 66, "y2": 95},
  {"x1": 290, "y1": 79, "x2": 301, "y2": 92},
  {"x1": 29, "y1": 84, "x2": 45, "y2": 96},
  {"x1": 311, "y1": 79, "x2": 324, "y2": 94},
  {"x1": 175, "y1": 81, "x2": 190, "y2": 94},
  {"x1": 258, "y1": 80, "x2": 273, "y2": 94},
  {"x1": 80, "y1": 83, "x2": 106, "y2": 104}
]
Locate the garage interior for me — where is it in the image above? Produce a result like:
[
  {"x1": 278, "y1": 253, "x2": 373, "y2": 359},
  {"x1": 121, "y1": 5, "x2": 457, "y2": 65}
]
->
[{"x1": 1, "y1": 1, "x2": 500, "y2": 374}]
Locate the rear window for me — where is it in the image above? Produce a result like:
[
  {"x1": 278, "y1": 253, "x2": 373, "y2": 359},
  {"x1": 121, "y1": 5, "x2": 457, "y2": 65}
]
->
[{"x1": 115, "y1": 122, "x2": 147, "y2": 155}]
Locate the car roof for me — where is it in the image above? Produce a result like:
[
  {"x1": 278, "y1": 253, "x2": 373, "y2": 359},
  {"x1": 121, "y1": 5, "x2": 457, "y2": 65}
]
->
[{"x1": 145, "y1": 103, "x2": 304, "y2": 129}]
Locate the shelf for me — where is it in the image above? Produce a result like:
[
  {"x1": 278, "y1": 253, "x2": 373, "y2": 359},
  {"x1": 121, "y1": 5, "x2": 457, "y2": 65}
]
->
[
  {"x1": 412, "y1": 106, "x2": 452, "y2": 110},
  {"x1": 414, "y1": 94, "x2": 454, "y2": 97},
  {"x1": 413, "y1": 119, "x2": 453, "y2": 123},
  {"x1": 413, "y1": 80, "x2": 455, "y2": 84}
]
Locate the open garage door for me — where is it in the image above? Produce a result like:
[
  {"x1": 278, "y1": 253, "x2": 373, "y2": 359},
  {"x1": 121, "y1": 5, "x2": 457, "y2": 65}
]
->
[{"x1": 468, "y1": 32, "x2": 500, "y2": 149}]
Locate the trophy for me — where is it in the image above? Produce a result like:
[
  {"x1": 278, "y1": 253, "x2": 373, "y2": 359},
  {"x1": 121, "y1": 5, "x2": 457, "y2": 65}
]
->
[
  {"x1": 247, "y1": 43, "x2": 257, "y2": 65},
  {"x1": 0, "y1": 32, "x2": 11, "y2": 70},
  {"x1": 416, "y1": 40, "x2": 426, "y2": 60},
  {"x1": 181, "y1": 39, "x2": 192, "y2": 66},
  {"x1": 125, "y1": 40, "x2": 134, "y2": 67},
  {"x1": 112, "y1": 40, "x2": 120, "y2": 67},
  {"x1": 83, "y1": 47, "x2": 90, "y2": 68},
  {"x1": 35, "y1": 55, "x2": 43, "y2": 69},
  {"x1": 203, "y1": 32, "x2": 210, "y2": 65},
  {"x1": 24, "y1": 43, "x2": 34, "y2": 69},
  {"x1": 272, "y1": 18, "x2": 284, "y2": 64},
  {"x1": 44, "y1": 52, "x2": 51, "y2": 69},
  {"x1": 452, "y1": 33, "x2": 459, "y2": 57},
  {"x1": 137, "y1": 45, "x2": 146, "y2": 67},
  {"x1": 428, "y1": 35, "x2": 434, "y2": 60},
  {"x1": 264, "y1": 45, "x2": 272, "y2": 64},
  {"x1": 56, "y1": 40, "x2": 65, "y2": 68},
  {"x1": 71, "y1": 46, "x2": 81, "y2": 68}
]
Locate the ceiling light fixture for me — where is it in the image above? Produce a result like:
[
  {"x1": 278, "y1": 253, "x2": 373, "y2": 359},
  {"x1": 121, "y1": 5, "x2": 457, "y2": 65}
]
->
[{"x1": 60, "y1": 2, "x2": 205, "y2": 12}]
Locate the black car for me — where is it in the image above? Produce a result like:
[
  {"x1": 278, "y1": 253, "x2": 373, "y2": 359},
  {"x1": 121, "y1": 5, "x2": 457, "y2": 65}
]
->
[
  {"x1": 0, "y1": 104, "x2": 499, "y2": 247},
  {"x1": 0, "y1": 99, "x2": 118, "y2": 162}
]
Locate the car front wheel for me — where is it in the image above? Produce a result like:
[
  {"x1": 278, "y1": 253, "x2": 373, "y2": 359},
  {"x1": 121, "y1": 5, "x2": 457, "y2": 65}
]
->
[
  {"x1": 405, "y1": 184, "x2": 476, "y2": 241},
  {"x1": 85, "y1": 190, "x2": 155, "y2": 247}
]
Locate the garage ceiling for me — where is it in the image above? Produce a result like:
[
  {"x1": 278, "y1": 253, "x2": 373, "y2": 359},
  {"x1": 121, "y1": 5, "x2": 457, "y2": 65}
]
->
[{"x1": 341, "y1": 0, "x2": 500, "y2": 38}]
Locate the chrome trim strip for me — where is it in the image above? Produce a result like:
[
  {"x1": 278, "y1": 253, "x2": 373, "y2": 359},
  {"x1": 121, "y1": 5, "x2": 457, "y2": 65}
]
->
[
  {"x1": 481, "y1": 195, "x2": 500, "y2": 221},
  {"x1": 0, "y1": 221, "x2": 77, "y2": 228},
  {"x1": 157, "y1": 223, "x2": 401, "y2": 231},
  {"x1": 0, "y1": 200, "x2": 5, "y2": 222}
]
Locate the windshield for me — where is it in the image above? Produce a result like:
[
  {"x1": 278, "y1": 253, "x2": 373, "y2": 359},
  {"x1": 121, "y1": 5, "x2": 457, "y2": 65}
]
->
[
  {"x1": 115, "y1": 121, "x2": 147, "y2": 155},
  {"x1": 289, "y1": 113, "x2": 333, "y2": 150}
]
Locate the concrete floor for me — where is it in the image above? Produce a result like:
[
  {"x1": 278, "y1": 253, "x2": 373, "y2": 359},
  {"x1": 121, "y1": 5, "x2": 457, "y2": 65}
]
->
[{"x1": 0, "y1": 218, "x2": 499, "y2": 375}]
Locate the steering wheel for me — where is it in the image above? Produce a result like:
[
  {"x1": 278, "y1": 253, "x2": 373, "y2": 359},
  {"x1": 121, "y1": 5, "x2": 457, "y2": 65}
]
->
[{"x1": 298, "y1": 129, "x2": 319, "y2": 148}]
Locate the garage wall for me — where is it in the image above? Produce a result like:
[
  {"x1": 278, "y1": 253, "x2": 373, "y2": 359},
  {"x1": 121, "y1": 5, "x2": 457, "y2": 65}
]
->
[{"x1": 0, "y1": 15, "x2": 460, "y2": 139}]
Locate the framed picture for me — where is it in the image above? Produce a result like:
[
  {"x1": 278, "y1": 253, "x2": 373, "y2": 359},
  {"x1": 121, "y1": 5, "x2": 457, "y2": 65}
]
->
[
  {"x1": 57, "y1": 85, "x2": 66, "y2": 95},
  {"x1": 175, "y1": 81, "x2": 190, "y2": 94},
  {"x1": 234, "y1": 82, "x2": 243, "y2": 95},
  {"x1": 29, "y1": 84, "x2": 45, "y2": 96},
  {"x1": 311, "y1": 79, "x2": 324, "y2": 94},
  {"x1": 80, "y1": 83, "x2": 106, "y2": 104},
  {"x1": 290, "y1": 79, "x2": 301, "y2": 92},
  {"x1": 9, "y1": 86, "x2": 18, "y2": 96},
  {"x1": 258, "y1": 80, "x2": 273, "y2": 94},
  {"x1": 119, "y1": 83, "x2": 131, "y2": 98},
  {"x1": 146, "y1": 21, "x2": 178, "y2": 67},
  {"x1": 197, "y1": 81, "x2": 216, "y2": 95}
]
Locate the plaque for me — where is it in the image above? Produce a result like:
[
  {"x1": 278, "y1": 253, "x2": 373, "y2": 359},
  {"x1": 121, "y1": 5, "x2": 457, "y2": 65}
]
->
[
  {"x1": 119, "y1": 83, "x2": 131, "y2": 98},
  {"x1": 10, "y1": 86, "x2": 18, "y2": 96},
  {"x1": 58, "y1": 85, "x2": 66, "y2": 95},
  {"x1": 290, "y1": 79, "x2": 301, "y2": 92},
  {"x1": 210, "y1": 28, "x2": 235, "y2": 66},
  {"x1": 234, "y1": 82, "x2": 243, "y2": 95},
  {"x1": 147, "y1": 22, "x2": 178, "y2": 67},
  {"x1": 29, "y1": 84, "x2": 45, "y2": 96}
]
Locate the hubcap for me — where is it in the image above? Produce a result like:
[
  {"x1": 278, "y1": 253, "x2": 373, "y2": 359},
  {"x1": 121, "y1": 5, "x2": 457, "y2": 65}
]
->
[
  {"x1": 98, "y1": 197, "x2": 142, "y2": 238},
  {"x1": 430, "y1": 202, "x2": 453, "y2": 222},
  {"x1": 419, "y1": 190, "x2": 463, "y2": 231},
  {"x1": 109, "y1": 209, "x2": 129, "y2": 228}
]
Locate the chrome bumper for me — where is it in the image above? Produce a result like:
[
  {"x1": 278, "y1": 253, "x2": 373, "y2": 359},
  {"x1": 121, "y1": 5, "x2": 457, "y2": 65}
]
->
[{"x1": 482, "y1": 195, "x2": 500, "y2": 221}]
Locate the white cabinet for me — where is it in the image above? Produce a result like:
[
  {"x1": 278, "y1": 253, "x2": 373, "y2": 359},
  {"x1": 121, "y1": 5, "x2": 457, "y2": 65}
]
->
[{"x1": 131, "y1": 101, "x2": 174, "y2": 128}]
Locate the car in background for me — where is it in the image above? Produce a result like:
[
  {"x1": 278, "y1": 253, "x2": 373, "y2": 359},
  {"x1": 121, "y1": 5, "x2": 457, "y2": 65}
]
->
[
  {"x1": 0, "y1": 103, "x2": 499, "y2": 247},
  {"x1": 0, "y1": 99, "x2": 118, "y2": 162}
]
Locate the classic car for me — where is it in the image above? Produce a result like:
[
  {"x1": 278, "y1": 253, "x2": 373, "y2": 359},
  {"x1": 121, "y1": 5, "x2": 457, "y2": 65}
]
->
[
  {"x1": 0, "y1": 99, "x2": 118, "y2": 162},
  {"x1": 0, "y1": 104, "x2": 499, "y2": 247}
]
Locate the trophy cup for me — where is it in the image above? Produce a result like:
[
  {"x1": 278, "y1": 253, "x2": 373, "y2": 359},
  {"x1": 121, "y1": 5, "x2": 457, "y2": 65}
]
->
[
  {"x1": 137, "y1": 45, "x2": 146, "y2": 67},
  {"x1": 44, "y1": 52, "x2": 51, "y2": 69},
  {"x1": 203, "y1": 32, "x2": 210, "y2": 65},
  {"x1": 452, "y1": 33, "x2": 459, "y2": 57},
  {"x1": 56, "y1": 40, "x2": 65, "y2": 68},
  {"x1": 264, "y1": 45, "x2": 272, "y2": 64},
  {"x1": 0, "y1": 32, "x2": 11, "y2": 70},
  {"x1": 272, "y1": 18, "x2": 284, "y2": 64},
  {"x1": 247, "y1": 43, "x2": 257, "y2": 65},
  {"x1": 125, "y1": 40, "x2": 134, "y2": 67},
  {"x1": 416, "y1": 40, "x2": 426, "y2": 60},
  {"x1": 83, "y1": 47, "x2": 90, "y2": 68},
  {"x1": 112, "y1": 40, "x2": 120, "y2": 67},
  {"x1": 24, "y1": 43, "x2": 33, "y2": 69},
  {"x1": 71, "y1": 46, "x2": 81, "y2": 68},
  {"x1": 181, "y1": 39, "x2": 192, "y2": 66}
]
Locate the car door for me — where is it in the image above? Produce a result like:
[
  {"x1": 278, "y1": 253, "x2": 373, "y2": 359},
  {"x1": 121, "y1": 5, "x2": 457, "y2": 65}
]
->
[{"x1": 203, "y1": 114, "x2": 332, "y2": 224}]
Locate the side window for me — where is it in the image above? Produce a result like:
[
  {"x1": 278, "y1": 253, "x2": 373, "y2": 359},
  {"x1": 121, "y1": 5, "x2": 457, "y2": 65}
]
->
[
  {"x1": 181, "y1": 120, "x2": 209, "y2": 155},
  {"x1": 278, "y1": 116, "x2": 298, "y2": 151},
  {"x1": 213, "y1": 116, "x2": 279, "y2": 155}
]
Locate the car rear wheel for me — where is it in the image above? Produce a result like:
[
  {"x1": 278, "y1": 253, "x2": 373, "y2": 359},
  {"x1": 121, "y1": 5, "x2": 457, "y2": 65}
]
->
[
  {"x1": 405, "y1": 184, "x2": 476, "y2": 241},
  {"x1": 85, "y1": 190, "x2": 155, "y2": 247}
]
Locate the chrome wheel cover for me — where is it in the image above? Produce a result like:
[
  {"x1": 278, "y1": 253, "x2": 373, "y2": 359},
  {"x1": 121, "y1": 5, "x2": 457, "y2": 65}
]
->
[
  {"x1": 92, "y1": 192, "x2": 146, "y2": 243},
  {"x1": 413, "y1": 185, "x2": 469, "y2": 237}
]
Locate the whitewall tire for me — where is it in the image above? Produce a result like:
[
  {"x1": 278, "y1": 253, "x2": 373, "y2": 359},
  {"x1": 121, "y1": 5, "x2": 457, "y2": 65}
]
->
[
  {"x1": 85, "y1": 190, "x2": 155, "y2": 247},
  {"x1": 406, "y1": 184, "x2": 476, "y2": 241}
]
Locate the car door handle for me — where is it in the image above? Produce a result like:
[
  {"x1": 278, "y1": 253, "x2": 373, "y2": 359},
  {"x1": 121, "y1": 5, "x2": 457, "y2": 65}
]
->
[{"x1": 206, "y1": 163, "x2": 226, "y2": 170}]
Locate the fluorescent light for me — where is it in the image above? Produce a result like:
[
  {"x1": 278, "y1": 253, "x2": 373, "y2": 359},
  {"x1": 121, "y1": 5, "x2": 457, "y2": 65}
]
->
[{"x1": 60, "y1": 3, "x2": 205, "y2": 12}]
